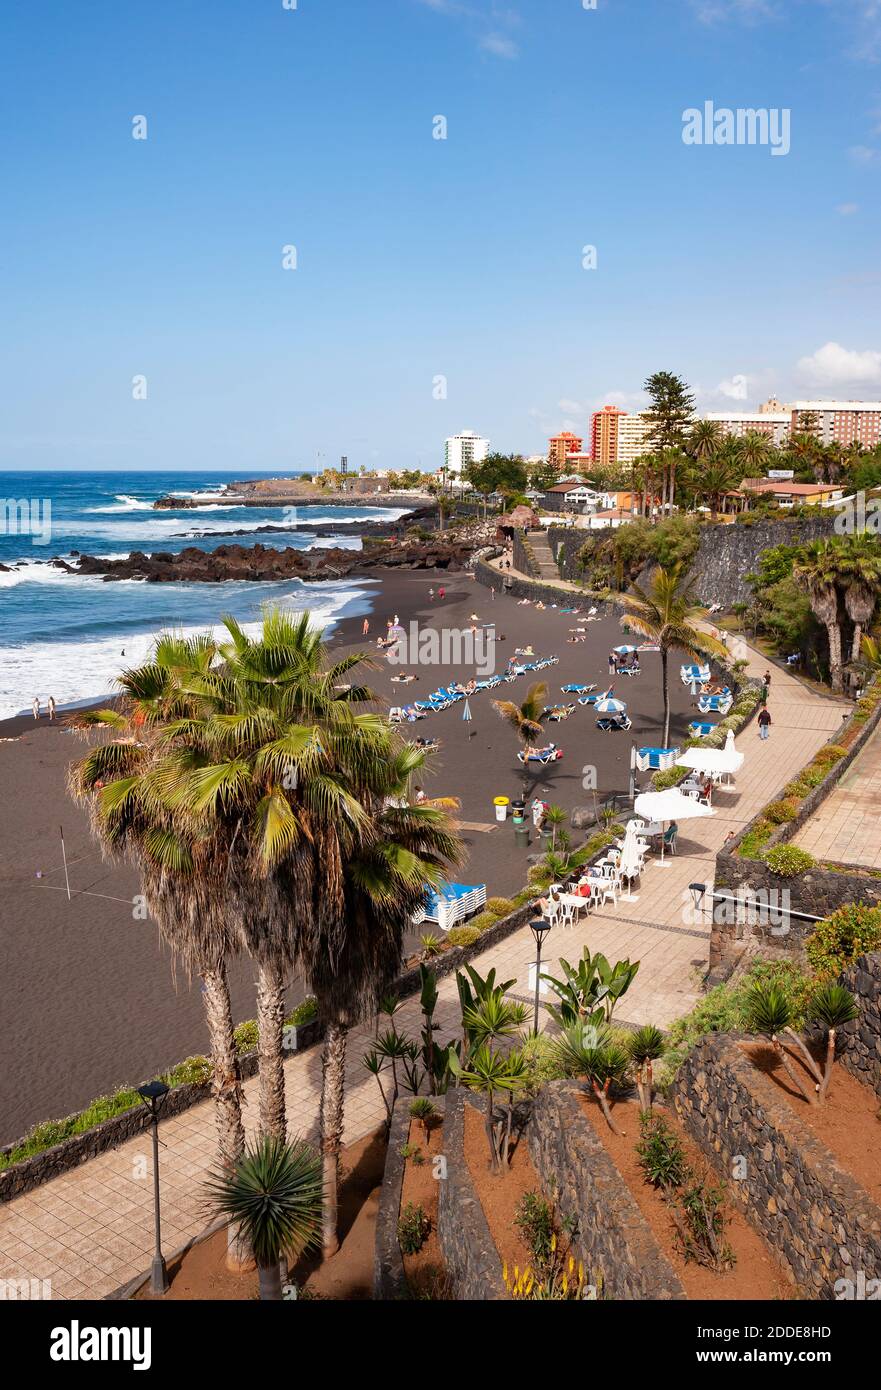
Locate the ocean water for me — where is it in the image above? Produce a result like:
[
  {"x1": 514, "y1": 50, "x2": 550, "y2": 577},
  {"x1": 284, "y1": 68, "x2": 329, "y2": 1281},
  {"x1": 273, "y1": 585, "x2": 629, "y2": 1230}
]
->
[{"x1": 0, "y1": 471, "x2": 402, "y2": 718}]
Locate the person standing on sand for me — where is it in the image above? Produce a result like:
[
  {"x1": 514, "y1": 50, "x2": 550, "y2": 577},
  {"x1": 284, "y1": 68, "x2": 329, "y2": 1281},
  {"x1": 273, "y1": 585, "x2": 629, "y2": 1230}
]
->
[
  {"x1": 32, "y1": 697, "x2": 40, "y2": 721},
  {"x1": 438, "y1": 586, "x2": 446, "y2": 601},
  {"x1": 758, "y1": 707, "x2": 772, "y2": 741},
  {"x1": 47, "y1": 696, "x2": 57, "y2": 721},
  {"x1": 362, "y1": 618, "x2": 369, "y2": 636}
]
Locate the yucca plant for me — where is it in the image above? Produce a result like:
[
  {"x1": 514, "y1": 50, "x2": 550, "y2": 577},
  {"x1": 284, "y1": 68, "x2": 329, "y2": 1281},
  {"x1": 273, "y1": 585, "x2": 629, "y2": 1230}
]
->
[
  {"x1": 544, "y1": 804, "x2": 568, "y2": 851},
  {"x1": 627, "y1": 1025, "x2": 666, "y2": 1114},
  {"x1": 809, "y1": 983, "x2": 859, "y2": 1103},
  {"x1": 206, "y1": 1135, "x2": 323, "y2": 1300},
  {"x1": 409, "y1": 1097, "x2": 438, "y2": 1143},
  {"x1": 744, "y1": 983, "x2": 818, "y2": 1104},
  {"x1": 552, "y1": 1021, "x2": 630, "y2": 1134},
  {"x1": 420, "y1": 932, "x2": 444, "y2": 960},
  {"x1": 450, "y1": 1045, "x2": 528, "y2": 1173}
]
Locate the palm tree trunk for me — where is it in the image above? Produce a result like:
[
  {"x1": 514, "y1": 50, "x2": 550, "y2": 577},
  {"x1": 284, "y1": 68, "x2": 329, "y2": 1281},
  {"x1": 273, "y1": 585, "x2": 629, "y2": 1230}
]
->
[
  {"x1": 256, "y1": 959, "x2": 288, "y2": 1141},
  {"x1": 826, "y1": 621, "x2": 844, "y2": 693},
  {"x1": 201, "y1": 963, "x2": 245, "y2": 1169},
  {"x1": 821, "y1": 1027, "x2": 837, "y2": 1102},
  {"x1": 661, "y1": 646, "x2": 671, "y2": 747},
  {"x1": 773, "y1": 1037, "x2": 814, "y2": 1104},
  {"x1": 320, "y1": 1020, "x2": 348, "y2": 1257},
  {"x1": 591, "y1": 1081, "x2": 622, "y2": 1134},
  {"x1": 257, "y1": 1259, "x2": 283, "y2": 1301}
]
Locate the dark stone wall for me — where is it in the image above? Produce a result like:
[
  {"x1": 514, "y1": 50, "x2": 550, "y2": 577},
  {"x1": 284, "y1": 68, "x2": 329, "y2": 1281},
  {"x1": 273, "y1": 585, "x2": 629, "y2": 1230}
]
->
[
  {"x1": 437, "y1": 1089, "x2": 507, "y2": 1300},
  {"x1": 710, "y1": 698, "x2": 881, "y2": 976},
  {"x1": 688, "y1": 516, "x2": 836, "y2": 609},
  {"x1": 528, "y1": 1081, "x2": 687, "y2": 1300},
  {"x1": 673, "y1": 1033, "x2": 881, "y2": 1295},
  {"x1": 373, "y1": 1097, "x2": 447, "y2": 1300},
  {"x1": 839, "y1": 953, "x2": 881, "y2": 1099}
]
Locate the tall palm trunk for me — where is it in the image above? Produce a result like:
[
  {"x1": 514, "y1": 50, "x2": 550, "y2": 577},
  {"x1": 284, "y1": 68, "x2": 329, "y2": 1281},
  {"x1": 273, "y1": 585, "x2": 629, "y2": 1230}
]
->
[
  {"x1": 319, "y1": 1020, "x2": 347, "y2": 1257},
  {"x1": 661, "y1": 645, "x2": 671, "y2": 747},
  {"x1": 256, "y1": 959, "x2": 288, "y2": 1140},
  {"x1": 825, "y1": 621, "x2": 844, "y2": 693},
  {"x1": 201, "y1": 963, "x2": 245, "y2": 1168}
]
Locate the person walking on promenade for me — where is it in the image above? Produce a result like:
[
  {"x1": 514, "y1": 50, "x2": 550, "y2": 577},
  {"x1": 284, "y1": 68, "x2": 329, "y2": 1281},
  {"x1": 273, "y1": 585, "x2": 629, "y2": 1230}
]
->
[
  {"x1": 759, "y1": 680, "x2": 769, "y2": 706},
  {"x1": 438, "y1": 586, "x2": 446, "y2": 601},
  {"x1": 32, "y1": 697, "x2": 40, "y2": 721},
  {"x1": 763, "y1": 670, "x2": 772, "y2": 690},
  {"x1": 428, "y1": 587, "x2": 435, "y2": 602},
  {"x1": 758, "y1": 707, "x2": 772, "y2": 741},
  {"x1": 47, "y1": 696, "x2": 57, "y2": 721}
]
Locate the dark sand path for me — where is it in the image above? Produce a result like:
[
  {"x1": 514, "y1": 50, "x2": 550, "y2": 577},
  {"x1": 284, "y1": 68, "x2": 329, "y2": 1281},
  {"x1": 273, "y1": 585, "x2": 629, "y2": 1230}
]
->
[{"x1": 0, "y1": 568, "x2": 698, "y2": 1143}]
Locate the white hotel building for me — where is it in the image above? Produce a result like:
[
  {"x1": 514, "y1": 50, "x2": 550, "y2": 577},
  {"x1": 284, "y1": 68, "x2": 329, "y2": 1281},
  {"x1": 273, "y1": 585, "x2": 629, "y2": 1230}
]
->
[
  {"x1": 444, "y1": 430, "x2": 489, "y2": 476},
  {"x1": 703, "y1": 411, "x2": 792, "y2": 446}
]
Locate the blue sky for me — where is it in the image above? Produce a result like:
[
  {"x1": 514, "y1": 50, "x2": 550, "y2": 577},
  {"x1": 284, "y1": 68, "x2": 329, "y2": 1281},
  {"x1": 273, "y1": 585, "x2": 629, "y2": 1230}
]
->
[{"x1": 1, "y1": 0, "x2": 879, "y2": 472}]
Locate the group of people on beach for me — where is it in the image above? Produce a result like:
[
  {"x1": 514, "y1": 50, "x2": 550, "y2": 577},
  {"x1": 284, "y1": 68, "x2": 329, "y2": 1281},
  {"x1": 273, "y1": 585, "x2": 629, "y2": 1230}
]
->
[{"x1": 32, "y1": 696, "x2": 57, "y2": 721}]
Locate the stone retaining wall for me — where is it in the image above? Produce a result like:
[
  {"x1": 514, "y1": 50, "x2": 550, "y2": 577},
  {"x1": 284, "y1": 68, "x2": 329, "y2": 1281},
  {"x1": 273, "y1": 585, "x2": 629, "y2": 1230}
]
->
[
  {"x1": 373, "y1": 1097, "x2": 447, "y2": 1300},
  {"x1": 673, "y1": 1032, "x2": 881, "y2": 1295},
  {"x1": 528, "y1": 1081, "x2": 686, "y2": 1300},
  {"x1": 710, "y1": 697, "x2": 881, "y2": 977},
  {"x1": 437, "y1": 1089, "x2": 507, "y2": 1300},
  {"x1": 839, "y1": 953, "x2": 881, "y2": 1099},
  {"x1": 473, "y1": 556, "x2": 615, "y2": 617}
]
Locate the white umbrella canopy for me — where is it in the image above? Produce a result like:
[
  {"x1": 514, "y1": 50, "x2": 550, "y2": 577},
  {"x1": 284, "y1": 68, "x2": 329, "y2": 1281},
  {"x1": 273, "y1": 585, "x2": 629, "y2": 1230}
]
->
[
  {"x1": 675, "y1": 731, "x2": 744, "y2": 777},
  {"x1": 634, "y1": 789, "x2": 716, "y2": 822}
]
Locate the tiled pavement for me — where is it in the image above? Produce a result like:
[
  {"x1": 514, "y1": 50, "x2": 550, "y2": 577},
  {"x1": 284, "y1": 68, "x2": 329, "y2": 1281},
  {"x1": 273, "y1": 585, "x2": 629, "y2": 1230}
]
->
[
  {"x1": 794, "y1": 719, "x2": 881, "y2": 868},
  {"x1": 0, "y1": 616, "x2": 850, "y2": 1299}
]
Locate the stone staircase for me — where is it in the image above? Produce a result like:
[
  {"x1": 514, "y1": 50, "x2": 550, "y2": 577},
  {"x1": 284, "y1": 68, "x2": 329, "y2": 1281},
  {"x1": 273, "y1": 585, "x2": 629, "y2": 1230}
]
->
[{"x1": 526, "y1": 530, "x2": 560, "y2": 581}]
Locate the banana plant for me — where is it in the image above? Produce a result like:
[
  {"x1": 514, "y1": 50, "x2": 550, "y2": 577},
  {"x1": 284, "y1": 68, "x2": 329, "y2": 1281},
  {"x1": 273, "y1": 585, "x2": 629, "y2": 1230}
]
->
[{"x1": 541, "y1": 947, "x2": 640, "y2": 1028}]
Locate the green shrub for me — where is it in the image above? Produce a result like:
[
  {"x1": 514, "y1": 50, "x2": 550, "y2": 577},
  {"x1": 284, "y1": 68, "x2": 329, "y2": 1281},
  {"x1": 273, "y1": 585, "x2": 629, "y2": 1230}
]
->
[
  {"x1": 737, "y1": 819, "x2": 774, "y2": 859},
  {"x1": 285, "y1": 997, "x2": 318, "y2": 1028},
  {"x1": 652, "y1": 767, "x2": 688, "y2": 791},
  {"x1": 167, "y1": 1055, "x2": 212, "y2": 1087},
  {"x1": 813, "y1": 744, "x2": 847, "y2": 766},
  {"x1": 468, "y1": 911, "x2": 498, "y2": 934},
  {"x1": 485, "y1": 897, "x2": 515, "y2": 918},
  {"x1": 520, "y1": 1034, "x2": 567, "y2": 1095},
  {"x1": 514, "y1": 1191, "x2": 557, "y2": 1273},
  {"x1": 398, "y1": 1202, "x2": 431, "y2": 1255},
  {"x1": 764, "y1": 798, "x2": 799, "y2": 825},
  {"x1": 762, "y1": 844, "x2": 815, "y2": 876},
  {"x1": 447, "y1": 925, "x2": 481, "y2": 948},
  {"x1": 234, "y1": 1020, "x2": 259, "y2": 1054},
  {"x1": 805, "y1": 904, "x2": 881, "y2": 982}
]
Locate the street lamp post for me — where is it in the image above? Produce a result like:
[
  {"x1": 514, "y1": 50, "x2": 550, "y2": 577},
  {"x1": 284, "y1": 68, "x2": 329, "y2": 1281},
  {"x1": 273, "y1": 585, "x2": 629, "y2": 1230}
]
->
[
  {"x1": 137, "y1": 1080, "x2": 170, "y2": 1294},
  {"x1": 689, "y1": 882, "x2": 707, "y2": 928},
  {"x1": 530, "y1": 917, "x2": 552, "y2": 1034}
]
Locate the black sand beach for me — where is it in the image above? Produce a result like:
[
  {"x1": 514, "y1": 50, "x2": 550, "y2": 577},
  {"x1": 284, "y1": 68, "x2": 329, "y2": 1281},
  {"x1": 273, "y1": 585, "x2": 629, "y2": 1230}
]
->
[{"x1": 0, "y1": 567, "x2": 697, "y2": 1144}]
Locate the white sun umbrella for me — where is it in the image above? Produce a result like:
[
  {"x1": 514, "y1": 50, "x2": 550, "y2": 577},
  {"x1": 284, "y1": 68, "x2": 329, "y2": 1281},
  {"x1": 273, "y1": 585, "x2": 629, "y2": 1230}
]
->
[
  {"x1": 595, "y1": 696, "x2": 627, "y2": 714},
  {"x1": 675, "y1": 731, "x2": 745, "y2": 779},
  {"x1": 618, "y1": 822, "x2": 644, "y2": 902},
  {"x1": 634, "y1": 788, "x2": 715, "y2": 867}
]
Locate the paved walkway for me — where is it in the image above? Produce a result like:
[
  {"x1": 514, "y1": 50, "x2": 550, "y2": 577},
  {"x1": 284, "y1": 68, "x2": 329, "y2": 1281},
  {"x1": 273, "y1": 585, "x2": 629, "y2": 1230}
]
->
[
  {"x1": 0, "y1": 575, "x2": 849, "y2": 1299},
  {"x1": 794, "y1": 720, "x2": 881, "y2": 868}
]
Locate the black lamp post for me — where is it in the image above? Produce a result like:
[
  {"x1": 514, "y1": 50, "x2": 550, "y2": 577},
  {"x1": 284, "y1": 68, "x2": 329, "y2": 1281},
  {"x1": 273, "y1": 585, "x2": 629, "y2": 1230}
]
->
[
  {"x1": 137, "y1": 1080, "x2": 170, "y2": 1294},
  {"x1": 530, "y1": 917, "x2": 552, "y2": 1034},
  {"x1": 689, "y1": 882, "x2": 707, "y2": 926}
]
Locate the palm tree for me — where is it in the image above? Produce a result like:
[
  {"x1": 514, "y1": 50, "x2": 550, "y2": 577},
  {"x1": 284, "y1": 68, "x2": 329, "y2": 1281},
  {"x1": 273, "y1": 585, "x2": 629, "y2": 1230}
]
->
[
  {"x1": 699, "y1": 445, "x2": 743, "y2": 518},
  {"x1": 451, "y1": 1043, "x2": 528, "y2": 1173},
  {"x1": 307, "y1": 744, "x2": 461, "y2": 1255},
  {"x1": 68, "y1": 635, "x2": 247, "y2": 1170},
  {"x1": 492, "y1": 680, "x2": 548, "y2": 789},
  {"x1": 809, "y1": 984, "x2": 859, "y2": 1103},
  {"x1": 687, "y1": 418, "x2": 722, "y2": 462},
  {"x1": 619, "y1": 565, "x2": 728, "y2": 746},
  {"x1": 206, "y1": 1134, "x2": 323, "y2": 1300},
  {"x1": 793, "y1": 540, "x2": 846, "y2": 692},
  {"x1": 737, "y1": 430, "x2": 773, "y2": 476},
  {"x1": 838, "y1": 536, "x2": 881, "y2": 672}
]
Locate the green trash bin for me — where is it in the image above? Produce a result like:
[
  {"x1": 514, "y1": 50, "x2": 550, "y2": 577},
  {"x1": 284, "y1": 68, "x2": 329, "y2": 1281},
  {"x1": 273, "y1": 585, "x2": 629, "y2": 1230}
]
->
[{"x1": 514, "y1": 824, "x2": 530, "y2": 849}]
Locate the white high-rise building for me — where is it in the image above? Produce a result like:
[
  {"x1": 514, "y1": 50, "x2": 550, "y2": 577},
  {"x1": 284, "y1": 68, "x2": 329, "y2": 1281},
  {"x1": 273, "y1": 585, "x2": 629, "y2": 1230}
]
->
[
  {"x1": 444, "y1": 430, "x2": 489, "y2": 476},
  {"x1": 703, "y1": 411, "x2": 791, "y2": 447}
]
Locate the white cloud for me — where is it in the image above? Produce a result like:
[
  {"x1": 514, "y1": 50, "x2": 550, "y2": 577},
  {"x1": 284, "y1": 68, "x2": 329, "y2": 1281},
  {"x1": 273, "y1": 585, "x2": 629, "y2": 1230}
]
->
[
  {"x1": 849, "y1": 144, "x2": 880, "y2": 163},
  {"x1": 836, "y1": 201, "x2": 860, "y2": 215},
  {"x1": 797, "y1": 341, "x2": 881, "y2": 387},
  {"x1": 479, "y1": 31, "x2": 518, "y2": 58},
  {"x1": 716, "y1": 373, "x2": 750, "y2": 400},
  {"x1": 557, "y1": 398, "x2": 587, "y2": 416}
]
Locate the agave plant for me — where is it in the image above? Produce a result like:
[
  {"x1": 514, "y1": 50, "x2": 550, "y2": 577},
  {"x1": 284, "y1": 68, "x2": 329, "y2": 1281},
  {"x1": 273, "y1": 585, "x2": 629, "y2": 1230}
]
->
[
  {"x1": 541, "y1": 947, "x2": 640, "y2": 1029},
  {"x1": 409, "y1": 1096, "x2": 438, "y2": 1144},
  {"x1": 627, "y1": 1025, "x2": 666, "y2": 1114},
  {"x1": 744, "y1": 983, "x2": 819, "y2": 1103},
  {"x1": 809, "y1": 983, "x2": 859, "y2": 1103},
  {"x1": 552, "y1": 1021, "x2": 630, "y2": 1134},
  {"x1": 206, "y1": 1135, "x2": 323, "y2": 1300}
]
